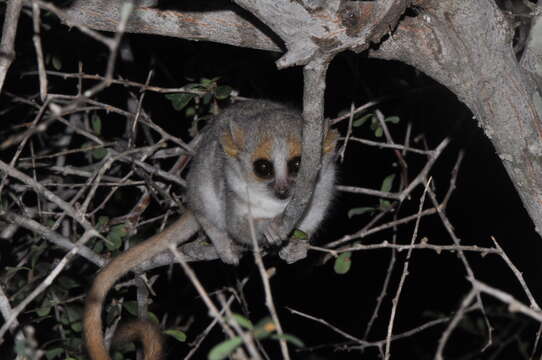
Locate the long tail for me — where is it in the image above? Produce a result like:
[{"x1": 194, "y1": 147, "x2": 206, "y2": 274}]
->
[{"x1": 84, "y1": 213, "x2": 199, "y2": 360}]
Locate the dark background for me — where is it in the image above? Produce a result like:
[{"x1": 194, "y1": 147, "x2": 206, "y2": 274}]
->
[{"x1": 1, "y1": 6, "x2": 541, "y2": 359}]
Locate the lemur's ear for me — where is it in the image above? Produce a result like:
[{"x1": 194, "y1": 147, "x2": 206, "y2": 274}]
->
[
  {"x1": 323, "y1": 128, "x2": 339, "y2": 153},
  {"x1": 220, "y1": 120, "x2": 245, "y2": 157}
]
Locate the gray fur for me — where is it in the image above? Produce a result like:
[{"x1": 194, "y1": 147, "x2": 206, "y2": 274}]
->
[{"x1": 187, "y1": 100, "x2": 336, "y2": 265}]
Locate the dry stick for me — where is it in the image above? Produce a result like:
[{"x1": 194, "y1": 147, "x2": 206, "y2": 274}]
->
[
  {"x1": 332, "y1": 242, "x2": 500, "y2": 255},
  {"x1": 0, "y1": 0, "x2": 23, "y2": 93},
  {"x1": 288, "y1": 305, "x2": 478, "y2": 353},
  {"x1": 336, "y1": 138, "x2": 450, "y2": 201},
  {"x1": 489, "y1": 235, "x2": 541, "y2": 358},
  {"x1": 338, "y1": 102, "x2": 355, "y2": 161},
  {"x1": 0, "y1": 284, "x2": 18, "y2": 332},
  {"x1": 397, "y1": 138, "x2": 449, "y2": 202},
  {"x1": 245, "y1": 192, "x2": 290, "y2": 359},
  {"x1": 532, "y1": 325, "x2": 542, "y2": 360},
  {"x1": 185, "y1": 280, "x2": 247, "y2": 360},
  {"x1": 384, "y1": 178, "x2": 432, "y2": 360},
  {"x1": 490, "y1": 236, "x2": 541, "y2": 310},
  {"x1": 402, "y1": 122, "x2": 412, "y2": 156},
  {"x1": 327, "y1": 207, "x2": 440, "y2": 249},
  {"x1": 0, "y1": 211, "x2": 104, "y2": 266},
  {"x1": 0, "y1": 160, "x2": 98, "y2": 233},
  {"x1": 356, "y1": 111, "x2": 408, "y2": 332},
  {"x1": 31, "y1": 1, "x2": 47, "y2": 101},
  {"x1": 331, "y1": 98, "x2": 382, "y2": 125},
  {"x1": 327, "y1": 138, "x2": 454, "y2": 250},
  {"x1": 345, "y1": 136, "x2": 431, "y2": 155},
  {"x1": 251, "y1": 240, "x2": 290, "y2": 358},
  {"x1": 85, "y1": 94, "x2": 191, "y2": 150},
  {"x1": 128, "y1": 69, "x2": 153, "y2": 148},
  {"x1": 0, "y1": 228, "x2": 98, "y2": 341},
  {"x1": 286, "y1": 307, "x2": 367, "y2": 346},
  {"x1": 218, "y1": 294, "x2": 263, "y2": 360},
  {"x1": 84, "y1": 144, "x2": 163, "y2": 215},
  {"x1": 48, "y1": 111, "x2": 185, "y2": 186},
  {"x1": 0, "y1": 97, "x2": 50, "y2": 194},
  {"x1": 363, "y1": 240, "x2": 396, "y2": 341},
  {"x1": 36, "y1": 0, "x2": 134, "y2": 115},
  {"x1": 33, "y1": 70, "x2": 214, "y2": 96},
  {"x1": 168, "y1": 245, "x2": 250, "y2": 360},
  {"x1": 375, "y1": 109, "x2": 408, "y2": 170},
  {"x1": 471, "y1": 280, "x2": 542, "y2": 322},
  {"x1": 425, "y1": 185, "x2": 494, "y2": 349},
  {"x1": 434, "y1": 289, "x2": 478, "y2": 360},
  {"x1": 279, "y1": 56, "x2": 330, "y2": 240}
]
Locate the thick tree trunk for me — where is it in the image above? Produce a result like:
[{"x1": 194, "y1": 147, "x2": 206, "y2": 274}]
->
[{"x1": 372, "y1": 0, "x2": 542, "y2": 238}]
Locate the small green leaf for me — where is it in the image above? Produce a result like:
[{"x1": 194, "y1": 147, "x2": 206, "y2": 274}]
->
[
  {"x1": 380, "y1": 174, "x2": 396, "y2": 193},
  {"x1": 58, "y1": 276, "x2": 79, "y2": 290},
  {"x1": 105, "y1": 224, "x2": 127, "y2": 251},
  {"x1": 164, "y1": 329, "x2": 187, "y2": 342},
  {"x1": 65, "y1": 305, "x2": 82, "y2": 321},
  {"x1": 91, "y1": 147, "x2": 108, "y2": 160},
  {"x1": 202, "y1": 92, "x2": 213, "y2": 105},
  {"x1": 231, "y1": 313, "x2": 253, "y2": 330},
  {"x1": 166, "y1": 93, "x2": 196, "y2": 111},
  {"x1": 185, "y1": 106, "x2": 196, "y2": 117},
  {"x1": 200, "y1": 78, "x2": 215, "y2": 88},
  {"x1": 45, "y1": 347, "x2": 64, "y2": 360},
  {"x1": 52, "y1": 56, "x2": 62, "y2": 71},
  {"x1": 385, "y1": 115, "x2": 400, "y2": 124},
  {"x1": 215, "y1": 85, "x2": 232, "y2": 100},
  {"x1": 271, "y1": 333, "x2": 304, "y2": 347},
  {"x1": 292, "y1": 229, "x2": 308, "y2": 240},
  {"x1": 334, "y1": 252, "x2": 352, "y2": 274},
  {"x1": 374, "y1": 127, "x2": 383, "y2": 137},
  {"x1": 379, "y1": 199, "x2": 392, "y2": 210},
  {"x1": 353, "y1": 113, "x2": 373, "y2": 127},
  {"x1": 123, "y1": 301, "x2": 138, "y2": 316},
  {"x1": 208, "y1": 337, "x2": 242, "y2": 360},
  {"x1": 14, "y1": 337, "x2": 26, "y2": 355},
  {"x1": 91, "y1": 114, "x2": 102, "y2": 134},
  {"x1": 148, "y1": 312, "x2": 160, "y2": 325},
  {"x1": 347, "y1": 207, "x2": 375, "y2": 218},
  {"x1": 97, "y1": 216, "x2": 109, "y2": 231},
  {"x1": 71, "y1": 321, "x2": 82, "y2": 332},
  {"x1": 36, "y1": 305, "x2": 51, "y2": 317}
]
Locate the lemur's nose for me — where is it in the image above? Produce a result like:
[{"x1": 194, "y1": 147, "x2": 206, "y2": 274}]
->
[{"x1": 274, "y1": 183, "x2": 290, "y2": 200}]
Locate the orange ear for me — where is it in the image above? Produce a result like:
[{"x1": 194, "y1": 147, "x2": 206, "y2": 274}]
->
[
  {"x1": 220, "y1": 122, "x2": 245, "y2": 157},
  {"x1": 323, "y1": 128, "x2": 339, "y2": 153}
]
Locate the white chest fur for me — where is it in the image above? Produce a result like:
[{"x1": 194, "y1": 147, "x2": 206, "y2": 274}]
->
[{"x1": 238, "y1": 186, "x2": 286, "y2": 219}]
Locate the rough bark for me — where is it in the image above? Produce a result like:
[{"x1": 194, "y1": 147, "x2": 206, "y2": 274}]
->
[
  {"x1": 56, "y1": 0, "x2": 542, "y2": 239},
  {"x1": 63, "y1": 0, "x2": 281, "y2": 52},
  {"x1": 371, "y1": 0, "x2": 542, "y2": 237}
]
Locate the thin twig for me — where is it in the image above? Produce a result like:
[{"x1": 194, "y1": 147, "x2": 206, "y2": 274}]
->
[{"x1": 384, "y1": 178, "x2": 432, "y2": 359}]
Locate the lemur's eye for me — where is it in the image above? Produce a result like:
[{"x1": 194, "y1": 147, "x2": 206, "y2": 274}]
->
[
  {"x1": 253, "y1": 159, "x2": 274, "y2": 179},
  {"x1": 288, "y1": 156, "x2": 301, "y2": 176}
]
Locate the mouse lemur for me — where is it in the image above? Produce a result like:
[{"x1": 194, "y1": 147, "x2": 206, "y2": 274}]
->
[{"x1": 84, "y1": 100, "x2": 338, "y2": 360}]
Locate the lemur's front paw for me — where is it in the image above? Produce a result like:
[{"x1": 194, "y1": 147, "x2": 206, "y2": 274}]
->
[
  {"x1": 279, "y1": 239, "x2": 309, "y2": 264},
  {"x1": 263, "y1": 218, "x2": 284, "y2": 246}
]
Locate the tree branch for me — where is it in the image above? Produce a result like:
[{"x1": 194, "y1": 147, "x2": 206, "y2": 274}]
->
[
  {"x1": 372, "y1": 0, "x2": 542, "y2": 239},
  {"x1": 0, "y1": 0, "x2": 24, "y2": 93}
]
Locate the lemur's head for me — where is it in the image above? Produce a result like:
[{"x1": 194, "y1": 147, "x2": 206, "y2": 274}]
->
[{"x1": 220, "y1": 102, "x2": 337, "y2": 201}]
